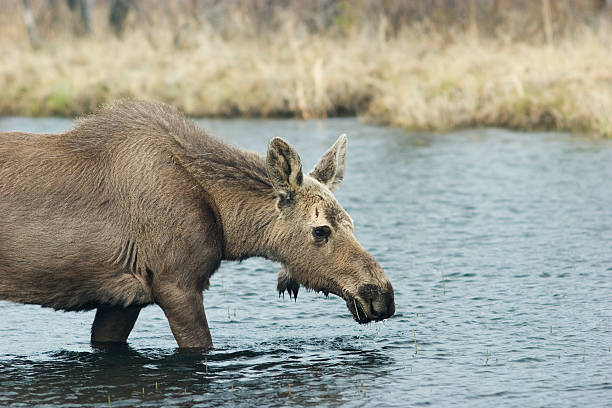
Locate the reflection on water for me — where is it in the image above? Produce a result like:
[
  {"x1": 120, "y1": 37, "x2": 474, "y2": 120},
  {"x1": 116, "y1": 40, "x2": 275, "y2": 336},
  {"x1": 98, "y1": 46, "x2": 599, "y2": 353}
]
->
[
  {"x1": 0, "y1": 117, "x2": 611, "y2": 407},
  {"x1": 1, "y1": 338, "x2": 391, "y2": 407}
]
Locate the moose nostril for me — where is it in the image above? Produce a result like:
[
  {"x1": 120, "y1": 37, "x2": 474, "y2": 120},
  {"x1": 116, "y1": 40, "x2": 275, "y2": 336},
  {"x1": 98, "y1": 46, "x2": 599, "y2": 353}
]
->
[
  {"x1": 371, "y1": 296, "x2": 393, "y2": 318},
  {"x1": 358, "y1": 283, "x2": 395, "y2": 319}
]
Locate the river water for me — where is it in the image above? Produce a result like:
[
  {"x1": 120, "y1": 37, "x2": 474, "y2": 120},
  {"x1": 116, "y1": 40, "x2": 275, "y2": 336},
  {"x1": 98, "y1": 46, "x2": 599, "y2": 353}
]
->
[{"x1": 0, "y1": 117, "x2": 610, "y2": 407}]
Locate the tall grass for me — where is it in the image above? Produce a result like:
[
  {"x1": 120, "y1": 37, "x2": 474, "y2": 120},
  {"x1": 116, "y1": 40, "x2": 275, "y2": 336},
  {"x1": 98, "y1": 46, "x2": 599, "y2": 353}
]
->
[
  {"x1": 366, "y1": 25, "x2": 612, "y2": 137},
  {"x1": 1, "y1": 1, "x2": 611, "y2": 137}
]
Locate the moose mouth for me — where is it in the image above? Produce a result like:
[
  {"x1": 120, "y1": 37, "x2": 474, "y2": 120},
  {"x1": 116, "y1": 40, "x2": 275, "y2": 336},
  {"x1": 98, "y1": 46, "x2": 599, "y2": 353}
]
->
[
  {"x1": 277, "y1": 274, "x2": 371, "y2": 323},
  {"x1": 277, "y1": 269, "x2": 394, "y2": 324},
  {"x1": 345, "y1": 295, "x2": 372, "y2": 324}
]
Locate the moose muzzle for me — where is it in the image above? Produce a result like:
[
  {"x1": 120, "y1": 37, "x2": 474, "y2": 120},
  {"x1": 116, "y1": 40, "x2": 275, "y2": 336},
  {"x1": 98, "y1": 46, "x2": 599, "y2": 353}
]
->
[{"x1": 348, "y1": 282, "x2": 395, "y2": 323}]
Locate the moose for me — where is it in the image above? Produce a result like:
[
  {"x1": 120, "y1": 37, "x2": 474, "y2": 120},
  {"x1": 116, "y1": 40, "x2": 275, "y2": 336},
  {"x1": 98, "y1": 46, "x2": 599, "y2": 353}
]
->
[{"x1": 0, "y1": 100, "x2": 395, "y2": 349}]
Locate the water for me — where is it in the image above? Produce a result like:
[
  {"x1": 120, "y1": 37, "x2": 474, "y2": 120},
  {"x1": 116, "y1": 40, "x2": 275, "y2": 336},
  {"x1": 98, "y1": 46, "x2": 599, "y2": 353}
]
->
[{"x1": 0, "y1": 117, "x2": 610, "y2": 407}]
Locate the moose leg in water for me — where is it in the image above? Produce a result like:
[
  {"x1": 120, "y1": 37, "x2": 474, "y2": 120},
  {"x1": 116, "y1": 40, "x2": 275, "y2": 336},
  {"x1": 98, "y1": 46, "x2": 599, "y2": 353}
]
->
[
  {"x1": 91, "y1": 304, "x2": 142, "y2": 345},
  {"x1": 153, "y1": 281, "x2": 213, "y2": 349}
]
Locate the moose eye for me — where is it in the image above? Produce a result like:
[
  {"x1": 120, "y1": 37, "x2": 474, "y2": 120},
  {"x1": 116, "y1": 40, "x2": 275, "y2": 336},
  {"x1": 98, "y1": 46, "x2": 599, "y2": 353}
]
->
[{"x1": 312, "y1": 226, "x2": 331, "y2": 240}]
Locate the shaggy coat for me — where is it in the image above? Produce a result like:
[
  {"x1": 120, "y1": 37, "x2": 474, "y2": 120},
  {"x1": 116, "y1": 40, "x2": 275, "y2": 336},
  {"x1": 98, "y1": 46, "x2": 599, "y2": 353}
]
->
[{"x1": 0, "y1": 100, "x2": 394, "y2": 348}]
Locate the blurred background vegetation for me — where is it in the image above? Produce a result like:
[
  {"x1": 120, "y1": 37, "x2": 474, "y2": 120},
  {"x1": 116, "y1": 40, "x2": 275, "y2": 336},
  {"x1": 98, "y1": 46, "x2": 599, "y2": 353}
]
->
[{"x1": 1, "y1": 0, "x2": 612, "y2": 136}]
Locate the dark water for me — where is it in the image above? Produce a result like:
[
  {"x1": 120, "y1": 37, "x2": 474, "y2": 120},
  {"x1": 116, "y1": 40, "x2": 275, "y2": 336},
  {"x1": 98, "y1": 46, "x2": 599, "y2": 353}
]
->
[{"x1": 0, "y1": 117, "x2": 610, "y2": 407}]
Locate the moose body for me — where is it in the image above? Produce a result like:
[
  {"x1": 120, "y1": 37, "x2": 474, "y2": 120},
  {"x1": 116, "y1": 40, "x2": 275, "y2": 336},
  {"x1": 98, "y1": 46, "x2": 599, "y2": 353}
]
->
[{"x1": 0, "y1": 100, "x2": 394, "y2": 349}]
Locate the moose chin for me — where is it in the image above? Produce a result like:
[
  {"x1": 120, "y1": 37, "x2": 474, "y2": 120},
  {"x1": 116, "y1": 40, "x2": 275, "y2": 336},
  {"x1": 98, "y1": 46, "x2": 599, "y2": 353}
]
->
[{"x1": 0, "y1": 100, "x2": 395, "y2": 349}]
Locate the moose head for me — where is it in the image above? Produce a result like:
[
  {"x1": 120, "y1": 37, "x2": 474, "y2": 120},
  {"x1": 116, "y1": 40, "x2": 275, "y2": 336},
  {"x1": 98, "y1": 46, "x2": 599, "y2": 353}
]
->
[{"x1": 267, "y1": 135, "x2": 395, "y2": 323}]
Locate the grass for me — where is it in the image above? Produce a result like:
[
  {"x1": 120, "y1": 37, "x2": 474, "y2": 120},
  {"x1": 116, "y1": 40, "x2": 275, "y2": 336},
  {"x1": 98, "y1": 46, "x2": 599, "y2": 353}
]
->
[
  {"x1": 366, "y1": 27, "x2": 612, "y2": 137},
  {"x1": 1, "y1": 6, "x2": 612, "y2": 137}
]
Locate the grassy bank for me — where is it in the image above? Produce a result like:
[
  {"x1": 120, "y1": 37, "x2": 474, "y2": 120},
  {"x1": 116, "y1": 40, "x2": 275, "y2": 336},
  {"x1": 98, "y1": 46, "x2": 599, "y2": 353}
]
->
[{"x1": 1, "y1": 3, "x2": 612, "y2": 137}]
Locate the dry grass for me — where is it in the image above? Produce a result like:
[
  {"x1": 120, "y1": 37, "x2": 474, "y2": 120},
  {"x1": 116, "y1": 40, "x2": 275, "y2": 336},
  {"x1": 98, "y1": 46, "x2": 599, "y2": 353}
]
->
[
  {"x1": 366, "y1": 25, "x2": 612, "y2": 137},
  {"x1": 1, "y1": 7, "x2": 612, "y2": 137}
]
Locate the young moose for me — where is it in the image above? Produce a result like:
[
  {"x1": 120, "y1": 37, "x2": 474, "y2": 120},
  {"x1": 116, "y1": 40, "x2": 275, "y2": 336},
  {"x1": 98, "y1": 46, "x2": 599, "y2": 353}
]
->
[{"x1": 0, "y1": 100, "x2": 395, "y2": 349}]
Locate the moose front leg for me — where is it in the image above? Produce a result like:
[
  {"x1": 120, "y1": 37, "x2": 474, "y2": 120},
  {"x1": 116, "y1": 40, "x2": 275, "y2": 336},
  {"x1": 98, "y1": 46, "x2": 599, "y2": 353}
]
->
[
  {"x1": 91, "y1": 304, "x2": 142, "y2": 345},
  {"x1": 154, "y1": 283, "x2": 212, "y2": 349}
]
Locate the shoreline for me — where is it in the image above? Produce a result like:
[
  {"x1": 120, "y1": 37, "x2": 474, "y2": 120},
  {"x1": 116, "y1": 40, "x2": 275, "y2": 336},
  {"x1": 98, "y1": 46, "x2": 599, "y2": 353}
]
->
[{"x1": 2, "y1": 28, "x2": 611, "y2": 138}]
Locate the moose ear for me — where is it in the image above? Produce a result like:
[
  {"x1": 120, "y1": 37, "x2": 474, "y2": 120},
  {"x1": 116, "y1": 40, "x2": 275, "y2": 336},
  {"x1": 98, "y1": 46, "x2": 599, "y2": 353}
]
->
[
  {"x1": 309, "y1": 134, "x2": 347, "y2": 192},
  {"x1": 266, "y1": 137, "x2": 303, "y2": 202}
]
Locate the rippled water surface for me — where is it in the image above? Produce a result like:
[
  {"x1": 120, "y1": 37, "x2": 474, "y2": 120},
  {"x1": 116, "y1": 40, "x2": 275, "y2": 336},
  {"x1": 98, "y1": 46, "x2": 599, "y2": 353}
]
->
[{"x1": 1, "y1": 117, "x2": 610, "y2": 407}]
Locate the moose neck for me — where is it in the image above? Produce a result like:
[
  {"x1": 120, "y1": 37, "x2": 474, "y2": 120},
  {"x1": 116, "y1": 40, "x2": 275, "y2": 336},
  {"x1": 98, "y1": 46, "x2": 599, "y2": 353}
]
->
[
  {"x1": 213, "y1": 182, "x2": 281, "y2": 262},
  {"x1": 184, "y1": 146, "x2": 282, "y2": 262}
]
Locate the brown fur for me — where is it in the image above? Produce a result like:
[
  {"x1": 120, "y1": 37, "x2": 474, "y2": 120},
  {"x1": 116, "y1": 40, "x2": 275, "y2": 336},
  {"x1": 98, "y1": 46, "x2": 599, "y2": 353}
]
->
[{"x1": 0, "y1": 100, "x2": 394, "y2": 349}]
